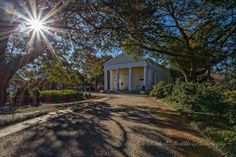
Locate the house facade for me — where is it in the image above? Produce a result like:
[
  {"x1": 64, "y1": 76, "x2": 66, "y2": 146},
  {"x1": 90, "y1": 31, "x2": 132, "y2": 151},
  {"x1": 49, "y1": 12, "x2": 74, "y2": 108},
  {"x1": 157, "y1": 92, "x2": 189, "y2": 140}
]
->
[{"x1": 103, "y1": 53, "x2": 172, "y2": 91}]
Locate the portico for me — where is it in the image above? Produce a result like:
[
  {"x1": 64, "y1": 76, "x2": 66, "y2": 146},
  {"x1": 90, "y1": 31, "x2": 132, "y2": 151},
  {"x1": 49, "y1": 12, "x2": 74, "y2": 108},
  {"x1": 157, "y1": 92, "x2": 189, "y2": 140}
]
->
[
  {"x1": 104, "y1": 66, "x2": 147, "y2": 91},
  {"x1": 104, "y1": 53, "x2": 172, "y2": 91}
]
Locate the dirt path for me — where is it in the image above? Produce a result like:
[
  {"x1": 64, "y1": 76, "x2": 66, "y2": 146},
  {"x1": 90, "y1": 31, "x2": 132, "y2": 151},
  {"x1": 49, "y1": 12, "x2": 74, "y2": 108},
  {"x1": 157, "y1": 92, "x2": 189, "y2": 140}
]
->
[{"x1": 0, "y1": 94, "x2": 221, "y2": 157}]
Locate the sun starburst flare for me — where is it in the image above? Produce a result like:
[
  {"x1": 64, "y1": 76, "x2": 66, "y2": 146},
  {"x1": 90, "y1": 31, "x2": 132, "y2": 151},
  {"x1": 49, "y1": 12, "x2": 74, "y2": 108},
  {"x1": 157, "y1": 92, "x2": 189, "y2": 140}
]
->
[
  {"x1": 1, "y1": 0, "x2": 70, "y2": 54},
  {"x1": 29, "y1": 19, "x2": 44, "y2": 31},
  {"x1": 0, "y1": 0, "x2": 81, "y2": 84}
]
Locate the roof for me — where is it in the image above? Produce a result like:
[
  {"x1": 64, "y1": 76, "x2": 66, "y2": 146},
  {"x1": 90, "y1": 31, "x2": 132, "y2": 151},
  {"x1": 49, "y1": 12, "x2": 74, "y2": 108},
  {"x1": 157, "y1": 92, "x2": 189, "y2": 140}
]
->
[
  {"x1": 104, "y1": 53, "x2": 146, "y2": 66},
  {"x1": 103, "y1": 53, "x2": 173, "y2": 73}
]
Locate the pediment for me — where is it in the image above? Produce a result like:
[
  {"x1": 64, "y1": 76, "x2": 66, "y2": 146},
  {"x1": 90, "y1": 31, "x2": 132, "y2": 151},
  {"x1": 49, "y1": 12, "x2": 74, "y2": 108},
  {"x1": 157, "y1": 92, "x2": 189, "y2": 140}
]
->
[{"x1": 104, "y1": 53, "x2": 146, "y2": 66}]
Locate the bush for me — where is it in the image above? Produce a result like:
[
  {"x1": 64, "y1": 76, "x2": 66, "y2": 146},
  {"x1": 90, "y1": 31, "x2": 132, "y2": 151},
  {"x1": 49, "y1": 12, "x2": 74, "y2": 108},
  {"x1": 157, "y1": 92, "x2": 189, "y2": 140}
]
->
[
  {"x1": 13, "y1": 87, "x2": 32, "y2": 106},
  {"x1": 224, "y1": 90, "x2": 236, "y2": 106},
  {"x1": 40, "y1": 89, "x2": 81, "y2": 103},
  {"x1": 167, "y1": 82, "x2": 198, "y2": 111},
  {"x1": 167, "y1": 82, "x2": 228, "y2": 113},
  {"x1": 149, "y1": 81, "x2": 173, "y2": 99}
]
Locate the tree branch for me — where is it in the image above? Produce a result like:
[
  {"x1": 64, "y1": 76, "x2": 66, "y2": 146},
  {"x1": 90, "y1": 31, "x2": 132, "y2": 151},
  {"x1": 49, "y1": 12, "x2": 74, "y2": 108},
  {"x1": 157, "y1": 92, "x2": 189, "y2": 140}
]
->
[{"x1": 7, "y1": 42, "x2": 45, "y2": 73}]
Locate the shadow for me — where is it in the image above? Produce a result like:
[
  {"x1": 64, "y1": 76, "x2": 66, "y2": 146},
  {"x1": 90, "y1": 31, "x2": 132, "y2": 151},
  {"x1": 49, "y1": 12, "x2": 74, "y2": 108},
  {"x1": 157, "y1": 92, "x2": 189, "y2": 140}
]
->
[
  {"x1": 113, "y1": 104, "x2": 200, "y2": 135},
  {"x1": 143, "y1": 145, "x2": 173, "y2": 157},
  {"x1": 8, "y1": 101, "x2": 221, "y2": 157},
  {"x1": 0, "y1": 105, "x2": 16, "y2": 115},
  {"x1": 180, "y1": 111, "x2": 231, "y2": 130},
  {"x1": 11, "y1": 102, "x2": 129, "y2": 157},
  {"x1": 132, "y1": 126, "x2": 221, "y2": 157}
]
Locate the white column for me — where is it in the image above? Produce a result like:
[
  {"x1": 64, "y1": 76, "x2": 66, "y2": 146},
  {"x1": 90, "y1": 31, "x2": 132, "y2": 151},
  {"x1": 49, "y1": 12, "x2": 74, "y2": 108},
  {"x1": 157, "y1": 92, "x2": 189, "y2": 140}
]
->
[
  {"x1": 109, "y1": 70, "x2": 113, "y2": 90},
  {"x1": 128, "y1": 67, "x2": 132, "y2": 91},
  {"x1": 104, "y1": 70, "x2": 108, "y2": 90},
  {"x1": 116, "y1": 68, "x2": 119, "y2": 90},
  {"x1": 143, "y1": 66, "x2": 147, "y2": 90}
]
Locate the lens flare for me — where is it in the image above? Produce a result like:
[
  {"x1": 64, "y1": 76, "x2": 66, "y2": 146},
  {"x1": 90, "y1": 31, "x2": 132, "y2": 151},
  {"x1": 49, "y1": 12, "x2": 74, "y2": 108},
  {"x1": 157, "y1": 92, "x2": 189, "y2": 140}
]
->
[{"x1": 29, "y1": 19, "x2": 44, "y2": 31}]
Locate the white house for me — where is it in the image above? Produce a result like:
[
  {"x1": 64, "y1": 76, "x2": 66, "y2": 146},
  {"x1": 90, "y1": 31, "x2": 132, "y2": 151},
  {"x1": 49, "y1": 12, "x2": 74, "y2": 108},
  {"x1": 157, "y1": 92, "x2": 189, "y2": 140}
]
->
[{"x1": 103, "y1": 53, "x2": 172, "y2": 91}]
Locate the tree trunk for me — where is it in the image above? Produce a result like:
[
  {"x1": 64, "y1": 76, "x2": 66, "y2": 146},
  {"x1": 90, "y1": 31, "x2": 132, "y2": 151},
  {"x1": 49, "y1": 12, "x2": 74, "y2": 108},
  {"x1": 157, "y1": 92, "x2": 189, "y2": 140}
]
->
[
  {"x1": 207, "y1": 69, "x2": 211, "y2": 81},
  {"x1": 0, "y1": 42, "x2": 44, "y2": 106},
  {"x1": 0, "y1": 67, "x2": 13, "y2": 106},
  {"x1": 190, "y1": 72, "x2": 197, "y2": 82},
  {"x1": 0, "y1": 84, "x2": 8, "y2": 106},
  {"x1": 183, "y1": 70, "x2": 198, "y2": 82},
  {"x1": 0, "y1": 5, "x2": 15, "y2": 106},
  {"x1": 183, "y1": 72, "x2": 191, "y2": 82}
]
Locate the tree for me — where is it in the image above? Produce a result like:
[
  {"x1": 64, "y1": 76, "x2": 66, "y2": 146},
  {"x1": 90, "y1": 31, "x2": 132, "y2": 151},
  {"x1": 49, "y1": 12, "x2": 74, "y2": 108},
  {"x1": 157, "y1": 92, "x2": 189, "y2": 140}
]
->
[
  {"x1": 73, "y1": 0, "x2": 236, "y2": 82},
  {"x1": 81, "y1": 53, "x2": 111, "y2": 90},
  {"x1": 69, "y1": 46, "x2": 111, "y2": 90},
  {"x1": 0, "y1": 0, "x2": 71, "y2": 105},
  {"x1": 42, "y1": 58, "x2": 83, "y2": 87}
]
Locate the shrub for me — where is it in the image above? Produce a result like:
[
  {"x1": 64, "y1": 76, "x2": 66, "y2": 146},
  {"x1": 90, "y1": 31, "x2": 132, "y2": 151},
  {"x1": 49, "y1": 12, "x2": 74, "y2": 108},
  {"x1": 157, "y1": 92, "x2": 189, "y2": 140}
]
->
[
  {"x1": 149, "y1": 81, "x2": 173, "y2": 99},
  {"x1": 167, "y1": 82, "x2": 197, "y2": 111},
  {"x1": 197, "y1": 86, "x2": 228, "y2": 113},
  {"x1": 40, "y1": 89, "x2": 81, "y2": 103},
  {"x1": 224, "y1": 90, "x2": 236, "y2": 106},
  {"x1": 168, "y1": 82, "x2": 228, "y2": 113},
  {"x1": 13, "y1": 87, "x2": 32, "y2": 106},
  {"x1": 32, "y1": 88, "x2": 40, "y2": 106}
]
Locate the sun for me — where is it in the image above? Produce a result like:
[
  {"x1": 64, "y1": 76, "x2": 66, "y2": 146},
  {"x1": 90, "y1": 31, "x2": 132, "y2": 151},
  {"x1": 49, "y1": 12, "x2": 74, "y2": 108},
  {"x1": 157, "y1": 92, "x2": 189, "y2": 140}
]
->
[
  {"x1": 29, "y1": 19, "x2": 44, "y2": 32},
  {"x1": 3, "y1": 0, "x2": 70, "y2": 55}
]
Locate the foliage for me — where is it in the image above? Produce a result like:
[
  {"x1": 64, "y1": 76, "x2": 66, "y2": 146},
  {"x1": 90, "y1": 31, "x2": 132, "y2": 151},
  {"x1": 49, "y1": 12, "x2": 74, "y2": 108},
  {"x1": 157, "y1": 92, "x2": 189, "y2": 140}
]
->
[
  {"x1": 0, "y1": 0, "x2": 72, "y2": 105},
  {"x1": 200, "y1": 126, "x2": 236, "y2": 156},
  {"x1": 189, "y1": 111, "x2": 236, "y2": 156},
  {"x1": 165, "y1": 82, "x2": 228, "y2": 113},
  {"x1": 42, "y1": 60, "x2": 83, "y2": 86},
  {"x1": 31, "y1": 88, "x2": 40, "y2": 106},
  {"x1": 224, "y1": 90, "x2": 236, "y2": 106},
  {"x1": 40, "y1": 89, "x2": 81, "y2": 103},
  {"x1": 40, "y1": 89, "x2": 80, "y2": 96},
  {"x1": 149, "y1": 81, "x2": 173, "y2": 99},
  {"x1": 73, "y1": 0, "x2": 236, "y2": 82},
  {"x1": 13, "y1": 87, "x2": 32, "y2": 106},
  {"x1": 1, "y1": 0, "x2": 235, "y2": 106},
  {"x1": 70, "y1": 50, "x2": 112, "y2": 90}
]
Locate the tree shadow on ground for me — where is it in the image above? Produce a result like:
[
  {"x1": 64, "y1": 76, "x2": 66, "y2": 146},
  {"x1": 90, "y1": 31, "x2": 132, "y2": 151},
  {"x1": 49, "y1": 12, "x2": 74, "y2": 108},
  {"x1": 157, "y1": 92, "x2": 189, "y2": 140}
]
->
[
  {"x1": 114, "y1": 104, "x2": 222, "y2": 156},
  {"x1": 11, "y1": 102, "x2": 221, "y2": 157},
  {"x1": 12, "y1": 102, "x2": 128, "y2": 157},
  {"x1": 113, "y1": 104, "x2": 199, "y2": 134}
]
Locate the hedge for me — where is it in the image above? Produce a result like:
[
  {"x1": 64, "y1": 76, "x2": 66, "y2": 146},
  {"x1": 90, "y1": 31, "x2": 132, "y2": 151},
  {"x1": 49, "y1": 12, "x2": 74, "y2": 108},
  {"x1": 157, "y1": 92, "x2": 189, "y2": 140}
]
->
[{"x1": 40, "y1": 89, "x2": 82, "y2": 103}]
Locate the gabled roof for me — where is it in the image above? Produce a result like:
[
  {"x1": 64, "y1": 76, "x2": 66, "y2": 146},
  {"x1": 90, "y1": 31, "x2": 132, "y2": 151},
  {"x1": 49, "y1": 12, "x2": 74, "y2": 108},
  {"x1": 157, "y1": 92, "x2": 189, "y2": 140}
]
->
[{"x1": 104, "y1": 53, "x2": 146, "y2": 66}]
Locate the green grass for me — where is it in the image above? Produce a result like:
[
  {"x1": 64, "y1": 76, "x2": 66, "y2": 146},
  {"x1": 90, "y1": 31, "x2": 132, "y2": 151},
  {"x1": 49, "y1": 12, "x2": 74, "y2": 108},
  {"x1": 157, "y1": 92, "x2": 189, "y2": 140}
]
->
[{"x1": 187, "y1": 112, "x2": 236, "y2": 156}]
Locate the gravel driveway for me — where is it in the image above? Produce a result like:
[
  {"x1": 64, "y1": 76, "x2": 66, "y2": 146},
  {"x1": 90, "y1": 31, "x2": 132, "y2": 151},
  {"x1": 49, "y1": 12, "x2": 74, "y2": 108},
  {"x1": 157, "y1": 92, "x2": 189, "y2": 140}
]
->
[{"x1": 0, "y1": 94, "x2": 221, "y2": 157}]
